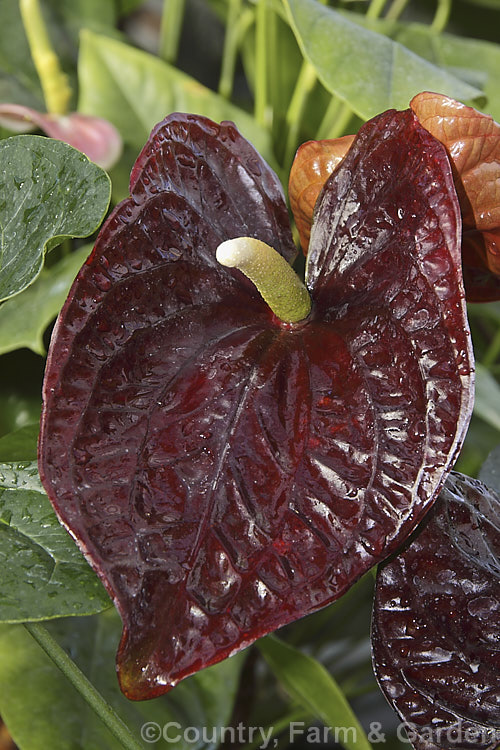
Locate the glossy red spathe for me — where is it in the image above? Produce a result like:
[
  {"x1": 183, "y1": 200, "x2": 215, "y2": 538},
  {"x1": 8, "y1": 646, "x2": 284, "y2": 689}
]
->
[{"x1": 39, "y1": 110, "x2": 473, "y2": 699}]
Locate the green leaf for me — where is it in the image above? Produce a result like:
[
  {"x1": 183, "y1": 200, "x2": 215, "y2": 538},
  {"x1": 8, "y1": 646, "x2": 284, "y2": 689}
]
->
[
  {"x1": 0, "y1": 425, "x2": 39, "y2": 462},
  {"x1": 258, "y1": 636, "x2": 372, "y2": 750},
  {"x1": 0, "y1": 244, "x2": 90, "y2": 356},
  {"x1": 0, "y1": 136, "x2": 110, "y2": 302},
  {"x1": 77, "y1": 30, "x2": 277, "y2": 165},
  {"x1": 454, "y1": 414, "x2": 500, "y2": 478},
  {"x1": 0, "y1": 461, "x2": 111, "y2": 623},
  {"x1": 0, "y1": 610, "x2": 244, "y2": 750},
  {"x1": 474, "y1": 363, "x2": 500, "y2": 432},
  {"x1": 284, "y1": 0, "x2": 484, "y2": 121},
  {"x1": 0, "y1": 393, "x2": 42, "y2": 438},
  {"x1": 358, "y1": 16, "x2": 500, "y2": 122},
  {"x1": 479, "y1": 444, "x2": 500, "y2": 493}
]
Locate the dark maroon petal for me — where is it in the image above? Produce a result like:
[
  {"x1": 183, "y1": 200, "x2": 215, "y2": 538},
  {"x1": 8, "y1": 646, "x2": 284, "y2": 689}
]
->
[
  {"x1": 307, "y1": 108, "x2": 473, "y2": 549},
  {"x1": 372, "y1": 473, "x2": 500, "y2": 750},
  {"x1": 39, "y1": 111, "x2": 473, "y2": 700},
  {"x1": 129, "y1": 113, "x2": 296, "y2": 266}
]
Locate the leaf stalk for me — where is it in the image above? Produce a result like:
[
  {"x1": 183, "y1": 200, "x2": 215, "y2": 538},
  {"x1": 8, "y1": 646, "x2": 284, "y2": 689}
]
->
[
  {"x1": 23, "y1": 621, "x2": 143, "y2": 750},
  {"x1": 159, "y1": 0, "x2": 186, "y2": 63},
  {"x1": 19, "y1": 0, "x2": 72, "y2": 115}
]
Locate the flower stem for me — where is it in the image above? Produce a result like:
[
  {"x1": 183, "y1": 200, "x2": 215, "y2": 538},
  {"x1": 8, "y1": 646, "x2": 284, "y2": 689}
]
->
[
  {"x1": 385, "y1": 0, "x2": 410, "y2": 21},
  {"x1": 218, "y1": 0, "x2": 243, "y2": 99},
  {"x1": 317, "y1": 99, "x2": 354, "y2": 141},
  {"x1": 23, "y1": 621, "x2": 143, "y2": 750},
  {"x1": 430, "y1": 0, "x2": 452, "y2": 32},
  {"x1": 19, "y1": 0, "x2": 71, "y2": 115},
  {"x1": 159, "y1": 0, "x2": 186, "y2": 63},
  {"x1": 283, "y1": 61, "x2": 318, "y2": 170},
  {"x1": 366, "y1": 0, "x2": 387, "y2": 19},
  {"x1": 217, "y1": 237, "x2": 311, "y2": 323},
  {"x1": 255, "y1": 0, "x2": 270, "y2": 128}
]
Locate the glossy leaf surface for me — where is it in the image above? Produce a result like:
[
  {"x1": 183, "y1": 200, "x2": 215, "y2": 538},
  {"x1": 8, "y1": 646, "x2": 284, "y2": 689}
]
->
[
  {"x1": 284, "y1": 0, "x2": 482, "y2": 121},
  {"x1": 0, "y1": 135, "x2": 110, "y2": 302},
  {"x1": 411, "y1": 92, "x2": 500, "y2": 301},
  {"x1": 0, "y1": 462, "x2": 110, "y2": 622},
  {"x1": 0, "y1": 245, "x2": 91, "y2": 356},
  {"x1": 289, "y1": 136, "x2": 354, "y2": 253},
  {"x1": 372, "y1": 472, "x2": 500, "y2": 750},
  {"x1": 39, "y1": 110, "x2": 473, "y2": 699}
]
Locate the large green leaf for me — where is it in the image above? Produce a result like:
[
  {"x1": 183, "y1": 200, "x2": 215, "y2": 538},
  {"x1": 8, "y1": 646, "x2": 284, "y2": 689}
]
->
[
  {"x1": 258, "y1": 636, "x2": 372, "y2": 750},
  {"x1": 0, "y1": 244, "x2": 90, "y2": 356},
  {"x1": 0, "y1": 610, "x2": 244, "y2": 750},
  {"x1": 354, "y1": 15, "x2": 500, "y2": 121},
  {"x1": 474, "y1": 363, "x2": 500, "y2": 431},
  {"x1": 0, "y1": 461, "x2": 111, "y2": 623},
  {"x1": 0, "y1": 136, "x2": 110, "y2": 302},
  {"x1": 284, "y1": 0, "x2": 484, "y2": 121},
  {"x1": 77, "y1": 30, "x2": 276, "y2": 164}
]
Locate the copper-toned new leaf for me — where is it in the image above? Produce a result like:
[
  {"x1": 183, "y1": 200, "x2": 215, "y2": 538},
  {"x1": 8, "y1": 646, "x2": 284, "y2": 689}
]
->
[
  {"x1": 39, "y1": 110, "x2": 473, "y2": 700},
  {"x1": 411, "y1": 92, "x2": 500, "y2": 301},
  {"x1": 289, "y1": 136, "x2": 354, "y2": 253},
  {"x1": 372, "y1": 473, "x2": 500, "y2": 750}
]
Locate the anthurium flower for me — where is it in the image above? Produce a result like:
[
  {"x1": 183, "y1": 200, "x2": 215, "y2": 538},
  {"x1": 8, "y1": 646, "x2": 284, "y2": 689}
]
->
[
  {"x1": 289, "y1": 92, "x2": 500, "y2": 301},
  {"x1": 372, "y1": 472, "x2": 500, "y2": 750},
  {"x1": 39, "y1": 109, "x2": 473, "y2": 700},
  {"x1": 0, "y1": 103, "x2": 122, "y2": 170}
]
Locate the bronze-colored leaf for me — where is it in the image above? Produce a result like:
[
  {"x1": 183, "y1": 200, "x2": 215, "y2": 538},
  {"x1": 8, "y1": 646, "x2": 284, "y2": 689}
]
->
[
  {"x1": 289, "y1": 136, "x2": 354, "y2": 253},
  {"x1": 411, "y1": 92, "x2": 500, "y2": 299}
]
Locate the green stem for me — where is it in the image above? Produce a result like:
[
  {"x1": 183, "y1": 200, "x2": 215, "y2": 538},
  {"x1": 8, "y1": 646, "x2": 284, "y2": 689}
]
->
[
  {"x1": 385, "y1": 0, "x2": 410, "y2": 21},
  {"x1": 283, "y1": 61, "x2": 317, "y2": 170},
  {"x1": 159, "y1": 0, "x2": 186, "y2": 63},
  {"x1": 255, "y1": 0, "x2": 269, "y2": 128},
  {"x1": 316, "y1": 96, "x2": 342, "y2": 141},
  {"x1": 19, "y1": 0, "x2": 71, "y2": 115},
  {"x1": 366, "y1": 0, "x2": 387, "y2": 19},
  {"x1": 218, "y1": 0, "x2": 243, "y2": 99},
  {"x1": 323, "y1": 100, "x2": 354, "y2": 140},
  {"x1": 217, "y1": 237, "x2": 311, "y2": 323},
  {"x1": 430, "y1": 0, "x2": 452, "y2": 32},
  {"x1": 24, "y1": 622, "x2": 143, "y2": 750}
]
